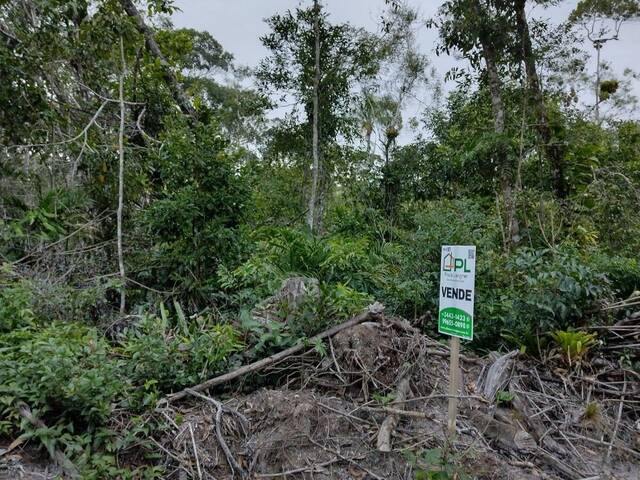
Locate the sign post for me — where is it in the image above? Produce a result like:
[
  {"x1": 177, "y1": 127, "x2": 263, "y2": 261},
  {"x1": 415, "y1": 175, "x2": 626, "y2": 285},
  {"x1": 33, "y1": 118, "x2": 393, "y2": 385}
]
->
[{"x1": 438, "y1": 245, "x2": 476, "y2": 438}]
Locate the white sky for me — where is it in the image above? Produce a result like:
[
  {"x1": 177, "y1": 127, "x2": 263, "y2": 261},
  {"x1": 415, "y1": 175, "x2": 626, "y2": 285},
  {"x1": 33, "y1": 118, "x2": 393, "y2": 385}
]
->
[{"x1": 172, "y1": 0, "x2": 640, "y2": 143}]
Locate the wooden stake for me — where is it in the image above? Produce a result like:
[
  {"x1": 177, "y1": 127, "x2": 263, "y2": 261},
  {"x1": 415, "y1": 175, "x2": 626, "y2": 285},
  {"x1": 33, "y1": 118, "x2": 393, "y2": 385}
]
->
[{"x1": 447, "y1": 336, "x2": 460, "y2": 438}]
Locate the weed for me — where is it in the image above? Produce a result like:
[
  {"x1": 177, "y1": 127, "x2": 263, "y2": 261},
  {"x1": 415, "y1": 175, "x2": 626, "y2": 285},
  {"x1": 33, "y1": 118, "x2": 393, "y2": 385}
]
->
[{"x1": 551, "y1": 330, "x2": 598, "y2": 365}]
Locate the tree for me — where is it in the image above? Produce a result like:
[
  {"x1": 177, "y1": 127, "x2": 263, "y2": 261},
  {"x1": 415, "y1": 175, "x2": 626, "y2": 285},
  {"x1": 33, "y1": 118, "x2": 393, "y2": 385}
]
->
[
  {"x1": 436, "y1": 0, "x2": 520, "y2": 248},
  {"x1": 257, "y1": 2, "x2": 378, "y2": 233},
  {"x1": 512, "y1": 0, "x2": 568, "y2": 200},
  {"x1": 308, "y1": 0, "x2": 322, "y2": 233},
  {"x1": 569, "y1": 0, "x2": 640, "y2": 122},
  {"x1": 360, "y1": 3, "x2": 432, "y2": 217}
]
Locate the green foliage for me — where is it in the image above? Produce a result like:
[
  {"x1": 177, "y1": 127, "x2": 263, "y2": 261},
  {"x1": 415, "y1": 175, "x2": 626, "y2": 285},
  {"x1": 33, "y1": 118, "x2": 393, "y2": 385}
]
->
[
  {"x1": 119, "y1": 305, "x2": 242, "y2": 392},
  {"x1": 0, "y1": 269, "x2": 113, "y2": 329},
  {"x1": 0, "y1": 323, "x2": 123, "y2": 425},
  {"x1": 2, "y1": 1, "x2": 640, "y2": 476},
  {"x1": 552, "y1": 330, "x2": 598, "y2": 364},
  {"x1": 372, "y1": 391, "x2": 396, "y2": 406},
  {"x1": 481, "y1": 247, "x2": 609, "y2": 349},
  {"x1": 0, "y1": 276, "x2": 36, "y2": 332},
  {"x1": 222, "y1": 227, "x2": 385, "y2": 302},
  {"x1": 240, "y1": 313, "x2": 299, "y2": 358},
  {"x1": 288, "y1": 283, "x2": 373, "y2": 337},
  {"x1": 496, "y1": 390, "x2": 515, "y2": 406},
  {"x1": 0, "y1": 323, "x2": 159, "y2": 477},
  {"x1": 570, "y1": 0, "x2": 640, "y2": 23},
  {"x1": 257, "y1": 2, "x2": 379, "y2": 144},
  {"x1": 508, "y1": 248, "x2": 608, "y2": 325},
  {"x1": 0, "y1": 300, "x2": 241, "y2": 476},
  {"x1": 404, "y1": 447, "x2": 471, "y2": 480},
  {"x1": 131, "y1": 118, "x2": 248, "y2": 303}
]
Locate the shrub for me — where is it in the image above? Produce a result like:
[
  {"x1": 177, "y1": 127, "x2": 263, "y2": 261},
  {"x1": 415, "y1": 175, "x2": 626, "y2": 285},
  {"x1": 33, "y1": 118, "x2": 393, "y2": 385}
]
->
[
  {"x1": 0, "y1": 323, "x2": 152, "y2": 477},
  {"x1": 130, "y1": 118, "x2": 248, "y2": 304},
  {"x1": 119, "y1": 304, "x2": 242, "y2": 392},
  {"x1": 288, "y1": 283, "x2": 374, "y2": 337},
  {"x1": 222, "y1": 227, "x2": 385, "y2": 309},
  {"x1": 591, "y1": 253, "x2": 640, "y2": 299},
  {"x1": 0, "y1": 276, "x2": 36, "y2": 332},
  {"x1": 0, "y1": 270, "x2": 113, "y2": 330},
  {"x1": 483, "y1": 247, "x2": 610, "y2": 350},
  {"x1": 0, "y1": 323, "x2": 125, "y2": 428}
]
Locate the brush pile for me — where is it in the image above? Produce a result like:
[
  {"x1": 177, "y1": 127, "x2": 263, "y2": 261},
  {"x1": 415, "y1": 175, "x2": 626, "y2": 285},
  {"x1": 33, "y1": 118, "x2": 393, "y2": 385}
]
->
[{"x1": 151, "y1": 304, "x2": 639, "y2": 480}]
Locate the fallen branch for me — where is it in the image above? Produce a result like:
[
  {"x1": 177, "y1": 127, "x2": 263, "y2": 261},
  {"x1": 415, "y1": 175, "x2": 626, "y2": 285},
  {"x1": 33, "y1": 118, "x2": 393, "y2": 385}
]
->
[
  {"x1": 184, "y1": 389, "x2": 248, "y2": 478},
  {"x1": 377, "y1": 365, "x2": 412, "y2": 452},
  {"x1": 167, "y1": 303, "x2": 384, "y2": 402},
  {"x1": 605, "y1": 372, "x2": 627, "y2": 466},
  {"x1": 255, "y1": 457, "x2": 353, "y2": 478},
  {"x1": 367, "y1": 406, "x2": 434, "y2": 420}
]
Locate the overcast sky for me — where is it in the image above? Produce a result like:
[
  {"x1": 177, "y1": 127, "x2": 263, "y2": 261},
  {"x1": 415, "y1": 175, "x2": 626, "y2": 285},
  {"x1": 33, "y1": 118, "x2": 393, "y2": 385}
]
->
[{"x1": 172, "y1": 0, "x2": 639, "y2": 142}]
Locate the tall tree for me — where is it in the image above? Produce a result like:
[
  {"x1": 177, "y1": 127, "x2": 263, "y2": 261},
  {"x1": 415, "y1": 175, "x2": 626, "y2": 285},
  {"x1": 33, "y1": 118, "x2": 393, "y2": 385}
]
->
[
  {"x1": 512, "y1": 0, "x2": 568, "y2": 199},
  {"x1": 307, "y1": 0, "x2": 322, "y2": 232},
  {"x1": 361, "y1": 3, "x2": 431, "y2": 218},
  {"x1": 257, "y1": 2, "x2": 378, "y2": 233},
  {"x1": 437, "y1": 0, "x2": 520, "y2": 248},
  {"x1": 569, "y1": 0, "x2": 640, "y2": 122}
]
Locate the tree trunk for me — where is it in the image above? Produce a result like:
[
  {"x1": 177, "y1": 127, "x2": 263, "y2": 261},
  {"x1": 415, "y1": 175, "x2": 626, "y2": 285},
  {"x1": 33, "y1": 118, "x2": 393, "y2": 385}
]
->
[
  {"x1": 472, "y1": 0, "x2": 519, "y2": 249},
  {"x1": 513, "y1": 0, "x2": 567, "y2": 199},
  {"x1": 120, "y1": 0, "x2": 195, "y2": 117},
  {"x1": 307, "y1": 0, "x2": 322, "y2": 233},
  {"x1": 117, "y1": 38, "x2": 126, "y2": 314},
  {"x1": 595, "y1": 43, "x2": 602, "y2": 123}
]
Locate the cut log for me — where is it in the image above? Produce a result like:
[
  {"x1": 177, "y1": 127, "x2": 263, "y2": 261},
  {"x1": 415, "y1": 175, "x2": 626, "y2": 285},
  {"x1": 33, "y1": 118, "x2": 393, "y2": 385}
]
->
[
  {"x1": 477, "y1": 350, "x2": 518, "y2": 401},
  {"x1": 167, "y1": 303, "x2": 385, "y2": 402}
]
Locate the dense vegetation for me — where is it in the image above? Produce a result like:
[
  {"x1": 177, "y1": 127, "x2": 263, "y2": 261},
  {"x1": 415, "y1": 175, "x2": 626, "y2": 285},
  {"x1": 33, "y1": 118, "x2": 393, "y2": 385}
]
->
[{"x1": 1, "y1": 0, "x2": 639, "y2": 476}]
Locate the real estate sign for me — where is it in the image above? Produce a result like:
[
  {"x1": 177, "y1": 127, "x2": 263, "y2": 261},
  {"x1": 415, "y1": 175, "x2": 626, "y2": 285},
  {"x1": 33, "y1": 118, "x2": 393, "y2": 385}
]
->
[{"x1": 438, "y1": 245, "x2": 476, "y2": 341}]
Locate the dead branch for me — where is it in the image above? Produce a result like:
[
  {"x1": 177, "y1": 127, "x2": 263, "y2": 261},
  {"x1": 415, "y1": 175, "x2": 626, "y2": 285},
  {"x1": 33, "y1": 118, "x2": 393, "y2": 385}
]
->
[
  {"x1": 377, "y1": 365, "x2": 412, "y2": 452},
  {"x1": 167, "y1": 303, "x2": 384, "y2": 402},
  {"x1": 185, "y1": 389, "x2": 248, "y2": 478}
]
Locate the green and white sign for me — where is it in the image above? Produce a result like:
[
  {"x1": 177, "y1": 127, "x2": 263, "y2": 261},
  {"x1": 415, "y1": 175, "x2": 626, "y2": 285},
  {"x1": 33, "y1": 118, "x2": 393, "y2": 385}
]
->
[{"x1": 438, "y1": 245, "x2": 476, "y2": 341}]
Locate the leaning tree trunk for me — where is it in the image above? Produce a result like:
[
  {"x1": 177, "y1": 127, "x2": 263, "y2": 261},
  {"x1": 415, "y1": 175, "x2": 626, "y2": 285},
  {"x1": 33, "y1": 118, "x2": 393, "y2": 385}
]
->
[
  {"x1": 472, "y1": 0, "x2": 519, "y2": 250},
  {"x1": 307, "y1": 0, "x2": 322, "y2": 234},
  {"x1": 120, "y1": 0, "x2": 195, "y2": 117},
  {"x1": 514, "y1": 0, "x2": 567, "y2": 199}
]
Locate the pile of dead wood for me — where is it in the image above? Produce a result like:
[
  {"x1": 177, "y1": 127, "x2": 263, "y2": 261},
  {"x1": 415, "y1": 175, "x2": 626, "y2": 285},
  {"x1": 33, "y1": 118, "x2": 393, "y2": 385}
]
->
[{"x1": 149, "y1": 302, "x2": 639, "y2": 480}]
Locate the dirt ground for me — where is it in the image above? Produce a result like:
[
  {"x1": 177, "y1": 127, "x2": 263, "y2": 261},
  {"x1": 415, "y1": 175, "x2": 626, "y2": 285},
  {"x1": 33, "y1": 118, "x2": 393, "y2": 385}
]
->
[
  {"x1": 2, "y1": 315, "x2": 639, "y2": 479},
  {"x1": 156, "y1": 317, "x2": 640, "y2": 479}
]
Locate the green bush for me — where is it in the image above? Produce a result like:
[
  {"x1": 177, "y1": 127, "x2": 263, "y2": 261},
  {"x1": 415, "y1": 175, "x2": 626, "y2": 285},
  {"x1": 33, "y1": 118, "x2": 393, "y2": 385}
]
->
[
  {"x1": 119, "y1": 304, "x2": 242, "y2": 392},
  {"x1": 0, "y1": 271, "x2": 113, "y2": 330},
  {"x1": 130, "y1": 118, "x2": 248, "y2": 304},
  {"x1": 0, "y1": 323, "x2": 152, "y2": 478},
  {"x1": 0, "y1": 323, "x2": 125, "y2": 428},
  {"x1": 481, "y1": 247, "x2": 611, "y2": 350},
  {"x1": 221, "y1": 226, "x2": 386, "y2": 306},
  {"x1": 591, "y1": 253, "x2": 640, "y2": 299},
  {"x1": 0, "y1": 277, "x2": 36, "y2": 332},
  {"x1": 288, "y1": 283, "x2": 374, "y2": 337},
  {"x1": 0, "y1": 305, "x2": 242, "y2": 476}
]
